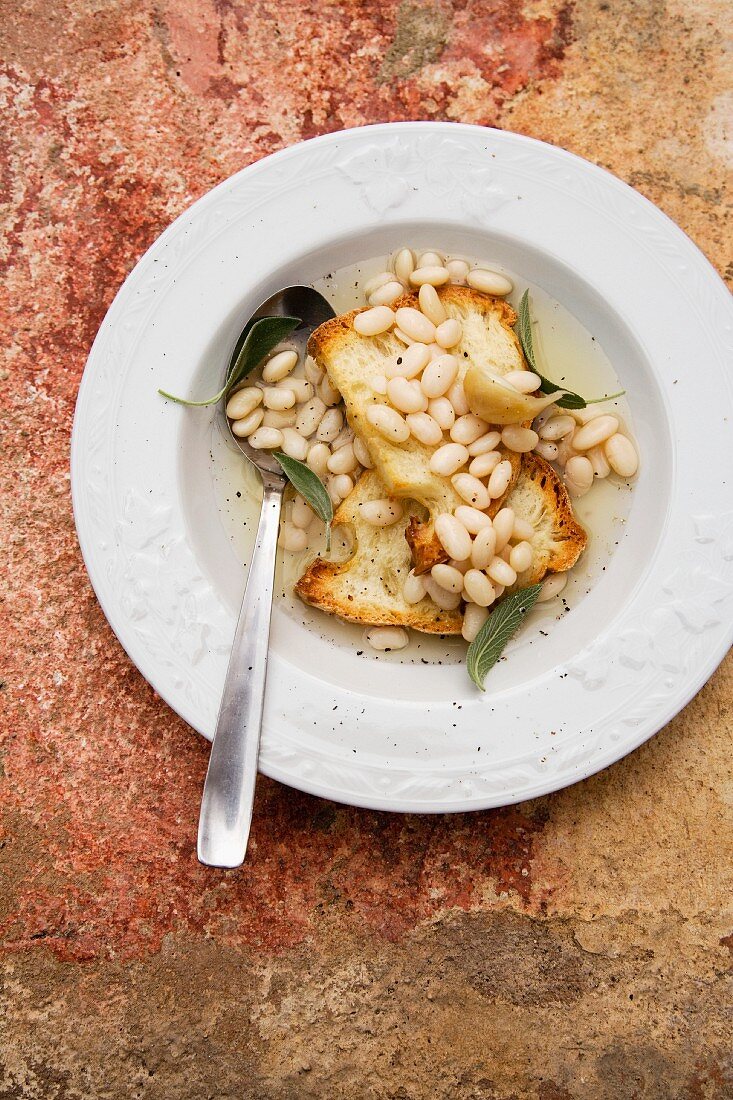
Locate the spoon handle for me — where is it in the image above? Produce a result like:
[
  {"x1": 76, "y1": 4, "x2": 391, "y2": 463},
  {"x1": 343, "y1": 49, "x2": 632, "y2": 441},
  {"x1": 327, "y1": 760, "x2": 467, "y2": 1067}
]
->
[{"x1": 197, "y1": 475, "x2": 284, "y2": 867}]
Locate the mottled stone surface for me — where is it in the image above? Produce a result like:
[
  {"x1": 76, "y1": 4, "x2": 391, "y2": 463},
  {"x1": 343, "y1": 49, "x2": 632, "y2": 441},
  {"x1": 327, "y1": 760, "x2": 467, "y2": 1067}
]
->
[{"x1": 1, "y1": 0, "x2": 732, "y2": 1096}]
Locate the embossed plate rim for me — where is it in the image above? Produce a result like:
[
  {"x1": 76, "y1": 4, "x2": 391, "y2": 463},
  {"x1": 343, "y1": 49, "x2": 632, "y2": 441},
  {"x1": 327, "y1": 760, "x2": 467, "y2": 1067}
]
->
[{"x1": 71, "y1": 122, "x2": 733, "y2": 812}]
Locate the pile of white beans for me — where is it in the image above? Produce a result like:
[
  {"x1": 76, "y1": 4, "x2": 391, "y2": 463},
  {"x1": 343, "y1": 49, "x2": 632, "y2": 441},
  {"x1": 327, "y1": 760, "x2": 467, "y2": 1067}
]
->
[
  {"x1": 225, "y1": 341, "x2": 368, "y2": 554},
  {"x1": 226, "y1": 246, "x2": 639, "y2": 654}
]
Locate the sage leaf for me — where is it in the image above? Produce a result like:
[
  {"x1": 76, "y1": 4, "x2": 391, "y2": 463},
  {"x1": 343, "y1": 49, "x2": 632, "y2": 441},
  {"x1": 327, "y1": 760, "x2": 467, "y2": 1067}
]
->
[
  {"x1": 273, "y1": 452, "x2": 334, "y2": 551},
  {"x1": 158, "y1": 315, "x2": 301, "y2": 407},
  {"x1": 516, "y1": 289, "x2": 538, "y2": 373},
  {"x1": 466, "y1": 583, "x2": 542, "y2": 691},
  {"x1": 515, "y1": 291, "x2": 624, "y2": 411}
]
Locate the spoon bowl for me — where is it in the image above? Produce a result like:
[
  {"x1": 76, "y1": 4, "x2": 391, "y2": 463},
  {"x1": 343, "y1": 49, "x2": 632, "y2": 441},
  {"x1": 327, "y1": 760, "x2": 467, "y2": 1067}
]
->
[{"x1": 225, "y1": 286, "x2": 336, "y2": 477}]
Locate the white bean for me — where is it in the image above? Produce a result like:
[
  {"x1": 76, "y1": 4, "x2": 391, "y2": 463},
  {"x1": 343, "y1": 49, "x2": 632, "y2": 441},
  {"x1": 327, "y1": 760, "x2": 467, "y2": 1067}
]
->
[
  {"x1": 304, "y1": 356, "x2": 323, "y2": 387},
  {"x1": 262, "y1": 350, "x2": 299, "y2": 383},
  {"x1": 331, "y1": 425, "x2": 354, "y2": 451},
  {"x1": 369, "y1": 374, "x2": 388, "y2": 395},
  {"x1": 403, "y1": 569, "x2": 427, "y2": 605},
  {"x1": 488, "y1": 460, "x2": 513, "y2": 499},
  {"x1": 470, "y1": 526, "x2": 497, "y2": 570},
  {"x1": 487, "y1": 556, "x2": 517, "y2": 587},
  {"x1": 369, "y1": 281, "x2": 405, "y2": 307},
  {"x1": 462, "y1": 601, "x2": 490, "y2": 641},
  {"x1": 306, "y1": 441, "x2": 330, "y2": 477},
  {"x1": 387, "y1": 377, "x2": 428, "y2": 414},
  {"x1": 365, "y1": 626, "x2": 409, "y2": 651},
  {"x1": 463, "y1": 569, "x2": 496, "y2": 607},
  {"x1": 353, "y1": 436, "x2": 373, "y2": 469},
  {"x1": 231, "y1": 408, "x2": 264, "y2": 437},
  {"x1": 226, "y1": 386, "x2": 262, "y2": 420},
  {"x1": 394, "y1": 307, "x2": 436, "y2": 344},
  {"x1": 317, "y1": 407, "x2": 344, "y2": 442},
  {"x1": 263, "y1": 386, "x2": 295, "y2": 411},
  {"x1": 327, "y1": 442, "x2": 358, "y2": 475},
  {"x1": 430, "y1": 442, "x2": 469, "y2": 476},
  {"x1": 555, "y1": 431, "x2": 579, "y2": 467},
  {"x1": 326, "y1": 476, "x2": 343, "y2": 506},
  {"x1": 587, "y1": 444, "x2": 611, "y2": 478},
  {"x1": 451, "y1": 414, "x2": 489, "y2": 445},
  {"x1": 296, "y1": 396, "x2": 327, "y2": 436},
  {"x1": 354, "y1": 306, "x2": 395, "y2": 337},
  {"x1": 332, "y1": 473, "x2": 354, "y2": 499},
  {"x1": 540, "y1": 414, "x2": 576, "y2": 441},
  {"x1": 281, "y1": 378, "x2": 314, "y2": 403},
  {"x1": 492, "y1": 508, "x2": 515, "y2": 553},
  {"x1": 318, "y1": 375, "x2": 341, "y2": 407},
  {"x1": 510, "y1": 541, "x2": 533, "y2": 574},
  {"x1": 360, "y1": 498, "x2": 404, "y2": 526},
  {"x1": 512, "y1": 516, "x2": 535, "y2": 541},
  {"x1": 534, "y1": 440, "x2": 559, "y2": 462},
  {"x1": 428, "y1": 397, "x2": 455, "y2": 430},
  {"x1": 605, "y1": 433, "x2": 638, "y2": 477},
  {"x1": 501, "y1": 425, "x2": 539, "y2": 453},
  {"x1": 503, "y1": 370, "x2": 541, "y2": 394},
  {"x1": 469, "y1": 451, "x2": 502, "y2": 478},
  {"x1": 467, "y1": 430, "x2": 502, "y2": 457},
  {"x1": 571, "y1": 405, "x2": 605, "y2": 425},
  {"x1": 447, "y1": 380, "x2": 469, "y2": 416},
  {"x1": 446, "y1": 258, "x2": 470, "y2": 285},
  {"x1": 262, "y1": 408, "x2": 296, "y2": 428},
  {"x1": 434, "y1": 513, "x2": 472, "y2": 562},
  {"x1": 418, "y1": 251, "x2": 443, "y2": 267},
  {"x1": 564, "y1": 455, "x2": 594, "y2": 496},
  {"x1": 393, "y1": 327, "x2": 412, "y2": 345},
  {"x1": 279, "y1": 522, "x2": 308, "y2": 553},
  {"x1": 292, "y1": 494, "x2": 315, "y2": 529},
  {"x1": 386, "y1": 342, "x2": 431, "y2": 379},
  {"x1": 420, "y1": 354, "x2": 459, "y2": 399},
  {"x1": 449, "y1": 557, "x2": 471, "y2": 575},
  {"x1": 537, "y1": 572, "x2": 568, "y2": 602},
  {"x1": 452, "y1": 473, "x2": 491, "y2": 510},
  {"x1": 454, "y1": 505, "x2": 493, "y2": 534},
  {"x1": 418, "y1": 283, "x2": 447, "y2": 325},
  {"x1": 431, "y1": 563, "x2": 465, "y2": 593},
  {"x1": 406, "y1": 412, "x2": 443, "y2": 446},
  {"x1": 533, "y1": 405, "x2": 559, "y2": 432},
  {"x1": 363, "y1": 271, "x2": 394, "y2": 297},
  {"x1": 249, "y1": 427, "x2": 284, "y2": 450},
  {"x1": 280, "y1": 428, "x2": 309, "y2": 461},
  {"x1": 435, "y1": 318, "x2": 462, "y2": 349},
  {"x1": 572, "y1": 415, "x2": 619, "y2": 451},
  {"x1": 393, "y1": 248, "x2": 415, "y2": 284},
  {"x1": 366, "y1": 404, "x2": 410, "y2": 442},
  {"x1": 466, "y1": 268, "x2": 513, "y2": 296},
  {"x1": 424, "y1": 575, "x2": 462, "y2": 610}
]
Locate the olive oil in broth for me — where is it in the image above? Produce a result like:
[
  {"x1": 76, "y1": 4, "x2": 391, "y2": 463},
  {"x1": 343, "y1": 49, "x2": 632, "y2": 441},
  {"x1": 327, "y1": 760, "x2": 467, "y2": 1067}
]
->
[{"x1": 211, "y1": 253, "x2": 635, "y2": 665}]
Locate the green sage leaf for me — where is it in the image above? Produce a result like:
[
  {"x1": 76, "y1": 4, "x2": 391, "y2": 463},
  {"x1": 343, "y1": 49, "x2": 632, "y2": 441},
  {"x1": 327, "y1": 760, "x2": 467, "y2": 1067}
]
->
[
  {"x1": 516, "y1": 291, "x2": 625, "y2": 411},
  {"x1": 158, "y1": 315, "x2": 301, "y2": 407},
  {"x1": 466, "y1": 583, "x2": 542, "y2": 691},
  {"x1": 273, "y1": 452, "x2": 334, "y2": 552}
]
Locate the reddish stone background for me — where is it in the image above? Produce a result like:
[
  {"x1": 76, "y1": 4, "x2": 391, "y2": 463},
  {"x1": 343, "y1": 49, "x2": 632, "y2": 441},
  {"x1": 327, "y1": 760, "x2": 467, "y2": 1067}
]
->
[{"x1": 1, "y1": 1, "x2": 731, "y2": 1097}]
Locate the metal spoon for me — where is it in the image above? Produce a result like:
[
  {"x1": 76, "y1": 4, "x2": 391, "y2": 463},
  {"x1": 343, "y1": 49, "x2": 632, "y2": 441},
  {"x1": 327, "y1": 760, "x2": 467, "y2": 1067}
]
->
[{"x1": 197, "y1": 286, "x2": 335, "y2": 868}]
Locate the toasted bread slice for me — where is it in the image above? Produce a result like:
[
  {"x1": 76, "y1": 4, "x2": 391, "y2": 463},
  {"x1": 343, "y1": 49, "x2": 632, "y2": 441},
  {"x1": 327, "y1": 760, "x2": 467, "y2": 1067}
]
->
[
  {"x1": 505, "y1": 453, "x2": 587, "y2": 588},
  {"x1": 296, "y1": 455, "x2": 587, "y2": 633},
  {"x1": 309, "y1": 284, "x2": 527, "y2": 573},
  {"x1": 295, "y1": 470, "x2": 463, "y2": 634},
  {"x1": 307, "y1": 285, "x2": 524, "y2": 514}
]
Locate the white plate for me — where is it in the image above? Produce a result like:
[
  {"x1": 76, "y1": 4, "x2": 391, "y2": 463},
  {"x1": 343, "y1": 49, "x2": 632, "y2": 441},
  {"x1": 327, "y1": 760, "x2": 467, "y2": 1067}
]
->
[{"x1": 71, "y1": 123, "x2": 733, "y2": 813}]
